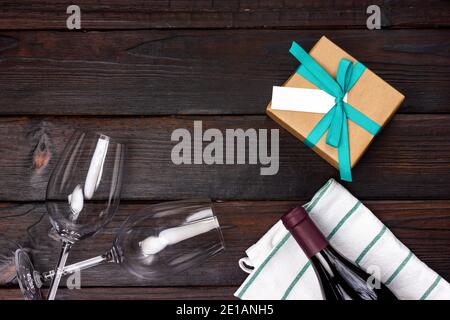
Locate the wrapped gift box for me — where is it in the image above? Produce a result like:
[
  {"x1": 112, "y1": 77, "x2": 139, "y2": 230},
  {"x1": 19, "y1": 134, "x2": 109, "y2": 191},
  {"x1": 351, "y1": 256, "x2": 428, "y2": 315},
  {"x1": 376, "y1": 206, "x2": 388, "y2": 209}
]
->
[{"x1": 267, "y1": 36, "x2": 404, "y2": 181}]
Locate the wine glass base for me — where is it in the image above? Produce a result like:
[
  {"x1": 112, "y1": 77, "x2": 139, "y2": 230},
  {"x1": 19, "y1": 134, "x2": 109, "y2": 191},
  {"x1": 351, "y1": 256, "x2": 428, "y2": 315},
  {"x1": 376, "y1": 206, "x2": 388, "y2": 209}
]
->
[{"x1": 14, "y1": 249, "x2": 43, "y2": 300}]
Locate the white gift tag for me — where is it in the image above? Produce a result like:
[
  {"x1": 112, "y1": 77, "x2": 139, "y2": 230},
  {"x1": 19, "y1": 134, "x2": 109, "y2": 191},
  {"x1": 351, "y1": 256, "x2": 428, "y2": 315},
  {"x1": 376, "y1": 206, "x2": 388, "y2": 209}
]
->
[{"x1": 271, "y1": 86, "x2": 347, "y2": 114}]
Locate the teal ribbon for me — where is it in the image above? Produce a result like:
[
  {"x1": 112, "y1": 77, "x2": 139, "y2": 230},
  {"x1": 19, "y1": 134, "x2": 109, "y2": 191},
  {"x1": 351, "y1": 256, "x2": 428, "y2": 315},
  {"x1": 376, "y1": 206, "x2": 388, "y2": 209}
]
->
[{"x1": 289, "y1": 41, "x2": 381, "y2": 182}]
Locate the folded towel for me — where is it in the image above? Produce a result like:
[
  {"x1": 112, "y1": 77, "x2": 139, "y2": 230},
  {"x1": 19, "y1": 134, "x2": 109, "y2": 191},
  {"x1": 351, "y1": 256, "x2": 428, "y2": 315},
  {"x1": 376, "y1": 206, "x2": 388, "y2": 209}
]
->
[{"x1": 235, "y1": 179, "x2": 450, "y2": 300}]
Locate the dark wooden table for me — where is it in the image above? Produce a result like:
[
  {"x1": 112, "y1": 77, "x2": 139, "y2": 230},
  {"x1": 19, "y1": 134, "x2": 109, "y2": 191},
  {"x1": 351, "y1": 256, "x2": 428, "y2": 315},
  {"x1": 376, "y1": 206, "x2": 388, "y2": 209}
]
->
[{"x1": 0, "y1": 1, "x2": 449, "y2": 300}]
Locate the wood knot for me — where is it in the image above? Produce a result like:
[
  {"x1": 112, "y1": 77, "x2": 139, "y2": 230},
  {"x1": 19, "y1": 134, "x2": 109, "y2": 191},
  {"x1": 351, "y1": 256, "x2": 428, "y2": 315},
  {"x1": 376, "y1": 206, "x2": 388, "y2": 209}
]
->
[{"x1": 31, "y1": 128, "x2": 52, "y2": 173}]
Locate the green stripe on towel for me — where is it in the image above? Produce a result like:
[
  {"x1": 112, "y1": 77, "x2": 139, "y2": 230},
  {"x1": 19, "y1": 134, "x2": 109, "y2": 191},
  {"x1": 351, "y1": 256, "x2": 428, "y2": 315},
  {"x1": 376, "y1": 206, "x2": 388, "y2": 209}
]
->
[
  {"x1": 281, "y1": 262, "x2": 311, "y2": 300},
  {"x1": 304, "y1": 179, "x2": 333, "y2": 213},
  {"x1": 385, "y1": 251, "x2": 413, "y2": 286},
  {"x1": 326, "y1": 201, "x2": 361, "y2": 240},
  {"x1": 420, "y1": 275, "x2": 441, "y2": 300},
  {"x1": 355, "y1": 225, "x2": 387, "y2": 266},
  {"x1": 236, "y1": 232, "x2": 291, "y2": 298}
]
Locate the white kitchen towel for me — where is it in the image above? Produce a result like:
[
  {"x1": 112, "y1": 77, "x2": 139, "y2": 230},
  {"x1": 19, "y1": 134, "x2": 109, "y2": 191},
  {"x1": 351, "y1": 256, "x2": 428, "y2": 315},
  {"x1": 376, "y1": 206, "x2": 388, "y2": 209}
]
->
[{"x1": 235, "y1": 179, "x2": 450, "y2": 300}]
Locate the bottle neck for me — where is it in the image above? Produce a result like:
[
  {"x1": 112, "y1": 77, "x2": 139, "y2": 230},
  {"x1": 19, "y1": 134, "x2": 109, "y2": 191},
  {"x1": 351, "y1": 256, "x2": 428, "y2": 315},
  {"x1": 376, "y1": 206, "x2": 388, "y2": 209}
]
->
[{"x1": 281, "y1": 207, "x2": 329, "y2": 258}]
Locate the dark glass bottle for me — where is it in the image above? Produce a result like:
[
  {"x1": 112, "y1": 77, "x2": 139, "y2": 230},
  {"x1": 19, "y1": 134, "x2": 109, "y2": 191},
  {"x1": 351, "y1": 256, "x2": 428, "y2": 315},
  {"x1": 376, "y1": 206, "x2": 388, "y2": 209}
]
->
[{"x1": 281, "y1": 206, "x2": 397, "y2": 300}]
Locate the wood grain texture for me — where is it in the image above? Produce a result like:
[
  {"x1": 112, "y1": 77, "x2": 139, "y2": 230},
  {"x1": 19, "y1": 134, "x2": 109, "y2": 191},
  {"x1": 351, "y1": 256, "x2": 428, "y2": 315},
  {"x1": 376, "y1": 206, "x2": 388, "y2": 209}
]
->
[
  {"x1": 0, "y1": 115, "x2": 450, "y2": 201},
  {"x1": 0, "y1": 30, "x2": 449, "y2": 115},
  {"x1": 1, "y1": 1, "x2": 449, "y2": 30},
  {"x1": 0, "y1": 200, "x2": 449, "y2": 291}
]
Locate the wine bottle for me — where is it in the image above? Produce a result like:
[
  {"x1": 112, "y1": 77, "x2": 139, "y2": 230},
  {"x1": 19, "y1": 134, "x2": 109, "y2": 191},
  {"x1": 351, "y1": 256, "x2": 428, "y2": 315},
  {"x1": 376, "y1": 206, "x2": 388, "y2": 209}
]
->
[{"x1": 281, "y1": 206, "x2": 397, "y2": 300}]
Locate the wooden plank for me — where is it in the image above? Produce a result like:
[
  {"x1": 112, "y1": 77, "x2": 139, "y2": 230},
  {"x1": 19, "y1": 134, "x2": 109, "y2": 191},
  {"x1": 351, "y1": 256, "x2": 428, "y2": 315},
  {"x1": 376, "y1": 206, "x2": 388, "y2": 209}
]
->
[
  {"x1": 0, "y1": 115, "x2": 450, "y2": 201},
  {"x1": 0, "y1": 200, "x2": 449, "y2": 288},
  {"x1": 0, "y1": 1, "x2": 448, "y2": 30},
  {"x1": 0, "y1": 287, "x2": 237, "y2": 300},
  {"x1": 0, "y1": 30, "x2": 449, "y2": 115}
]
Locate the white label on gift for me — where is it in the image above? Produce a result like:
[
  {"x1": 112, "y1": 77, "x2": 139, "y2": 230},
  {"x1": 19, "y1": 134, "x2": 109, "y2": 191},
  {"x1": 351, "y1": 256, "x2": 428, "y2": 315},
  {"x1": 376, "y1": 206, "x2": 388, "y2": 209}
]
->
[{"x1": 271, "y1": 86, "x2": 347, "y2": 114}]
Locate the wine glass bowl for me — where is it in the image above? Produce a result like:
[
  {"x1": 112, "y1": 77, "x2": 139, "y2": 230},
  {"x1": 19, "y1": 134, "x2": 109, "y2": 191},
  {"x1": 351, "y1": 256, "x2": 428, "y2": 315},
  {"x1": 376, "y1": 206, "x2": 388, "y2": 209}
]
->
[
  {"x1": 114, "y1": 200, "x2": 225, "y2": 280},
  {"x1": 46, "y1": 131, "x2": 125, "y2": 242}
]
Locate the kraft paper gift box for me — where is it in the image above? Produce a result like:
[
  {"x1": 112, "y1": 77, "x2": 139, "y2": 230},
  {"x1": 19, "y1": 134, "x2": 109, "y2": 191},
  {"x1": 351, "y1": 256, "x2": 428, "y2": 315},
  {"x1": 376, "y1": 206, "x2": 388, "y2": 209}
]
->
[{"x1": 267, "y1": 36, "x2": 404, "y2": 181}]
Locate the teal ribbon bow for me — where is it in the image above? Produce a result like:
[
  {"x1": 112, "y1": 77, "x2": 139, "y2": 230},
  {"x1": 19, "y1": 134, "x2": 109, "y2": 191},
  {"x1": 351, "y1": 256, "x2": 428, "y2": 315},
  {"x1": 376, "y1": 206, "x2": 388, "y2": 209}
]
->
[{"x1": 289, "y1": 41, "x2": 381, "y2": 182}]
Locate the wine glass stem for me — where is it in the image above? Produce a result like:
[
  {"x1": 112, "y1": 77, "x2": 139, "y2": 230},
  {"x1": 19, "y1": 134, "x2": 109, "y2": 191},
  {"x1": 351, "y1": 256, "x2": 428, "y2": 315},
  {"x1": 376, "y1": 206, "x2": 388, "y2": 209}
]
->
[
  {"x1": 47, "y1": 241, "x2": 72, "y2": 300},
  {"x1": 41, "y1": 254, "x2": 110, "y2": 282}
]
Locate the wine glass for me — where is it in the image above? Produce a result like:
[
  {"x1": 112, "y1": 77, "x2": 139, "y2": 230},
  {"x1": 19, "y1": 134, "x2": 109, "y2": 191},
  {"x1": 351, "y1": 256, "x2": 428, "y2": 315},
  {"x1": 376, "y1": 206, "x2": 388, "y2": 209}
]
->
[
  {"x1": 16, "y1": 200, "x2": 225, "y2": 294},
  {"x1": 15, "y1": 130, "x2": 126, "y2": 300}
]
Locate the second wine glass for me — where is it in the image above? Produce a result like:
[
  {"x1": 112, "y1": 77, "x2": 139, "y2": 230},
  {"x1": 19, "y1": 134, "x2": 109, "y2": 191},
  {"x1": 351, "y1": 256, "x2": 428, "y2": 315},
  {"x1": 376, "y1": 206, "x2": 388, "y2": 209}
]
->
[{"x1": 16, "y1": 200, "x2": 225, "y2": 294}]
